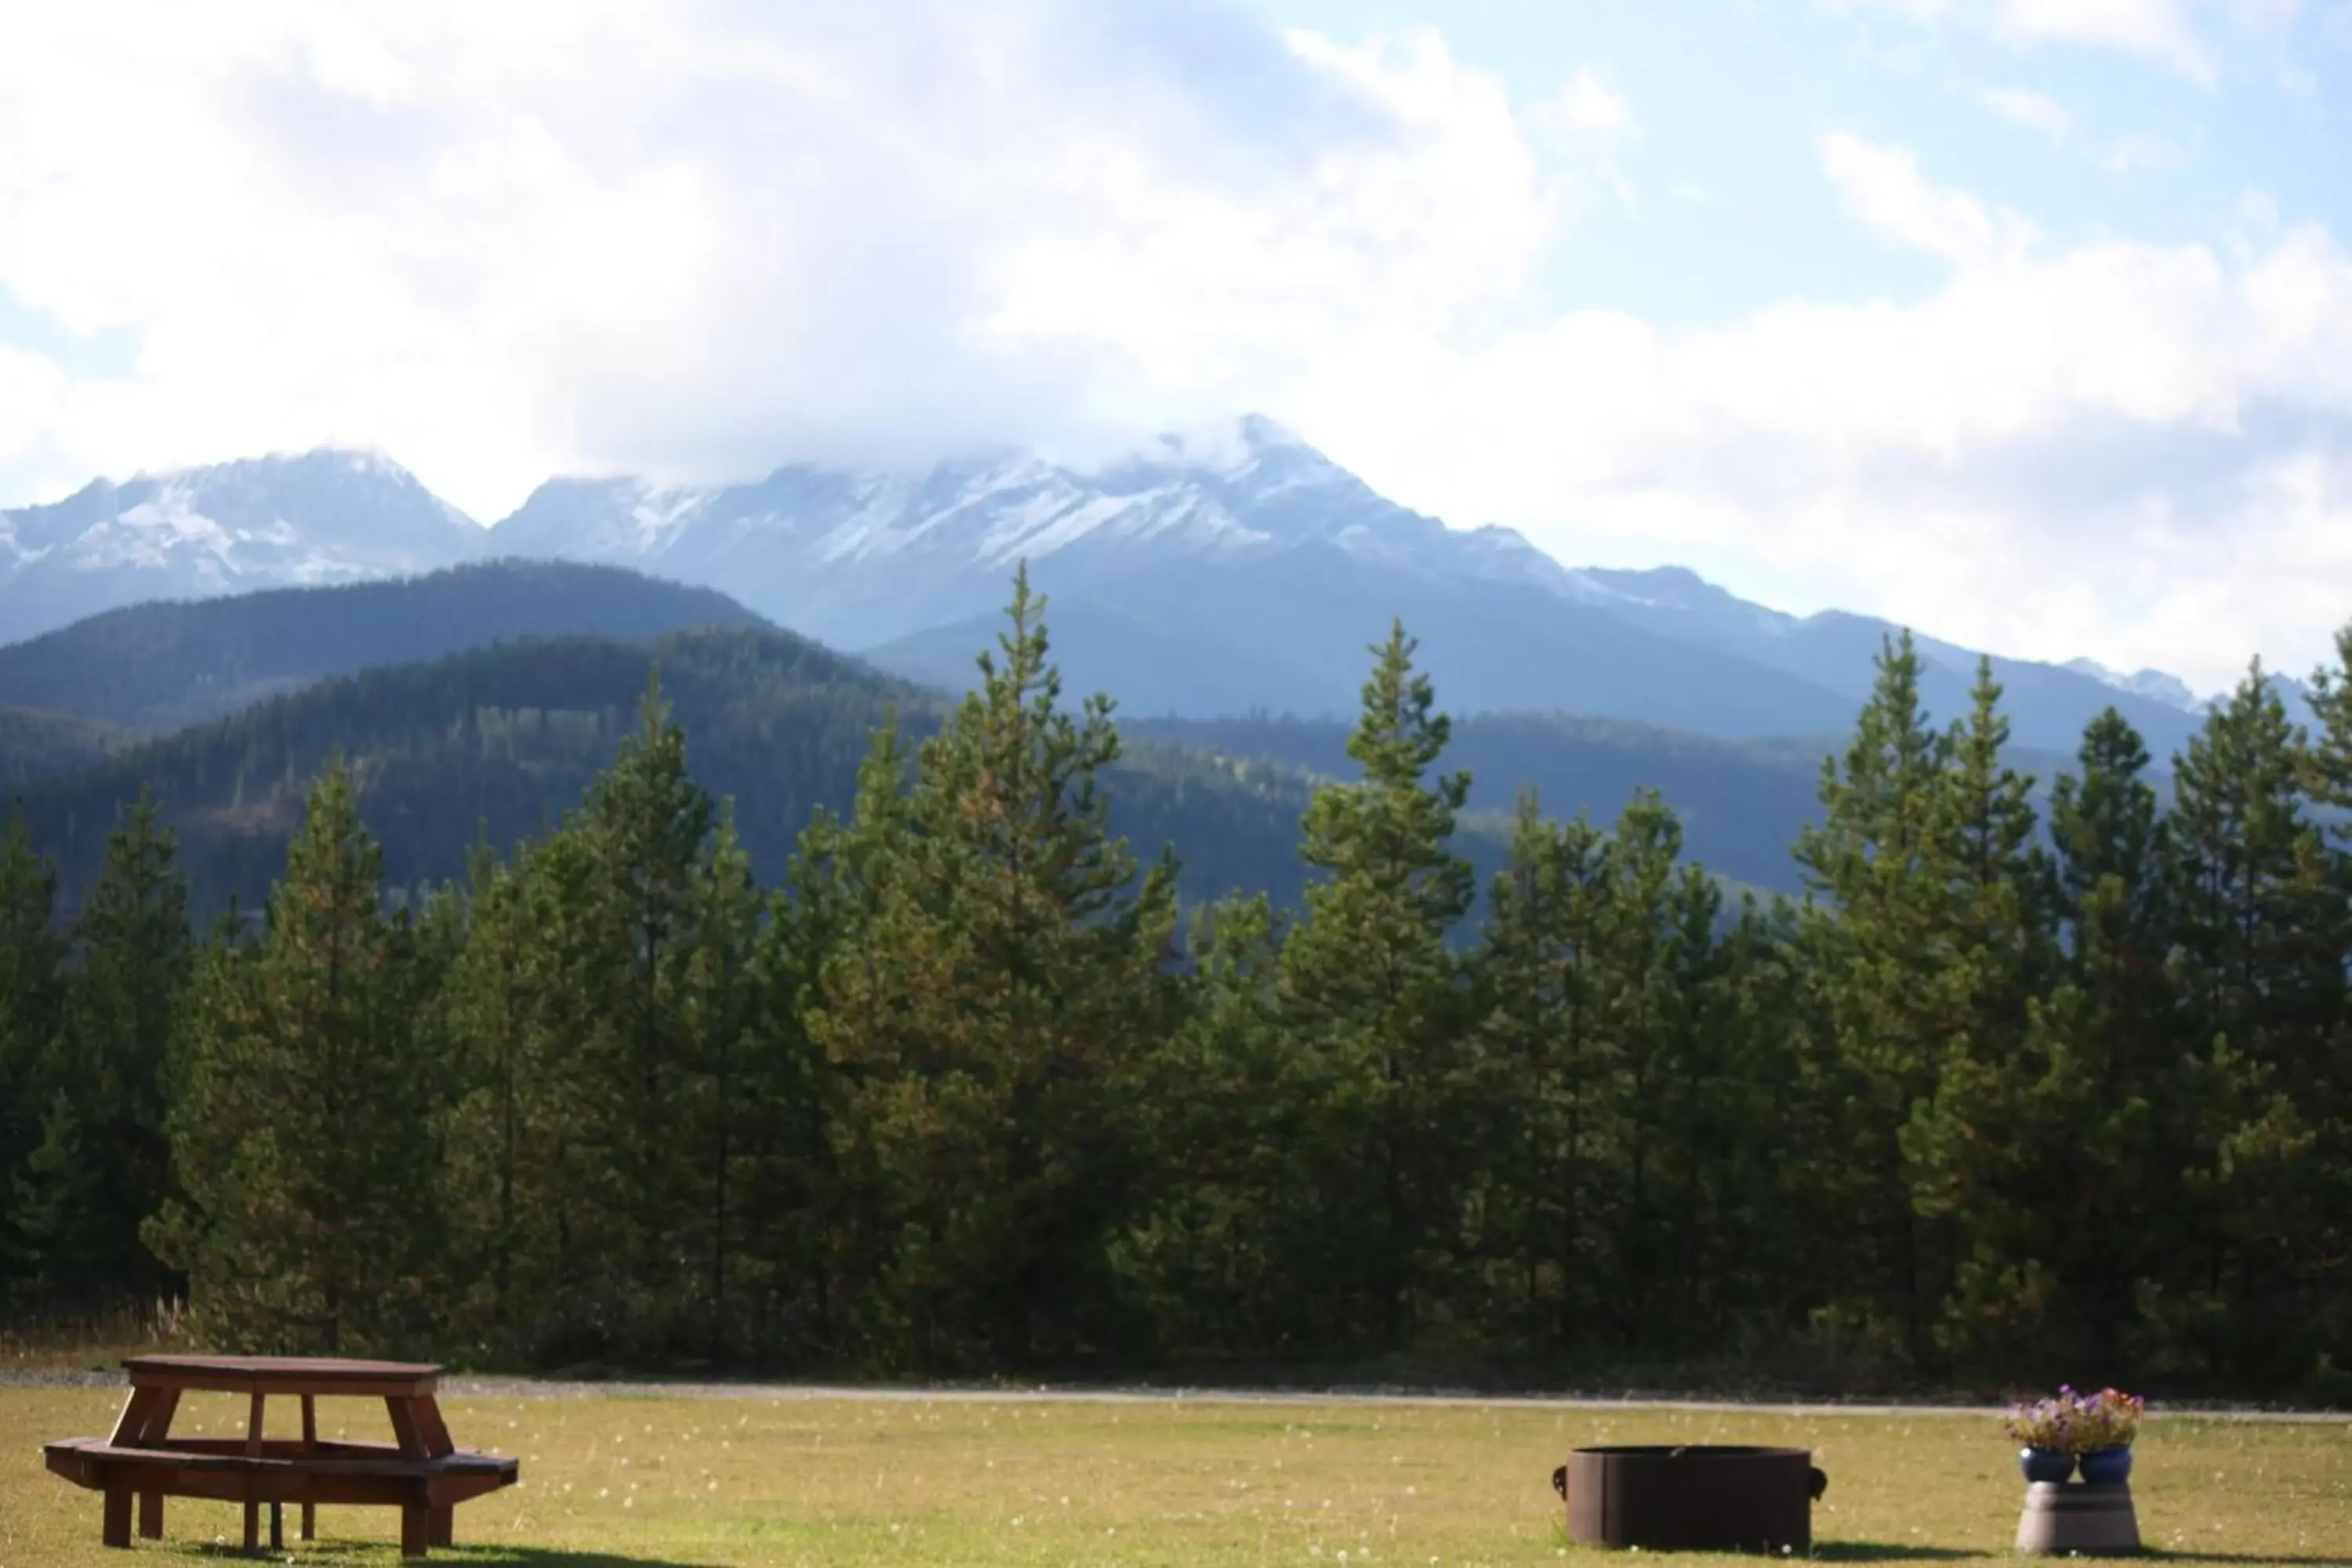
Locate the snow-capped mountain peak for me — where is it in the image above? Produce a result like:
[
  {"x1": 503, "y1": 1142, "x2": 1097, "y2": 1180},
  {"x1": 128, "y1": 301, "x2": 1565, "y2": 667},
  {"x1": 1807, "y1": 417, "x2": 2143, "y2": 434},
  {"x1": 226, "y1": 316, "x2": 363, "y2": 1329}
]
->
[
  {"x1": 474, "y1": 416, "x2": 1585, "y2": 648},
  {"x1": 2063, "y1": 657, "x2": 2204, "y2": 713},
  {"x1": 2, "y1": 423, "x2": 2235, "y2": 769},
  {"x1": 0, "y1": 448, "x2": 488, "y2": 643}
]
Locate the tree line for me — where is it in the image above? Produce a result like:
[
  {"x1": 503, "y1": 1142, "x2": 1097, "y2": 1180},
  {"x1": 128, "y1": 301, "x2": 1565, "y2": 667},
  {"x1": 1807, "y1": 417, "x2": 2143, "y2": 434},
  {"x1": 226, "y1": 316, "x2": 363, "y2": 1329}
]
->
[{"x1": 2, "y1": 569, "x2": 2346, "y2": 1397}]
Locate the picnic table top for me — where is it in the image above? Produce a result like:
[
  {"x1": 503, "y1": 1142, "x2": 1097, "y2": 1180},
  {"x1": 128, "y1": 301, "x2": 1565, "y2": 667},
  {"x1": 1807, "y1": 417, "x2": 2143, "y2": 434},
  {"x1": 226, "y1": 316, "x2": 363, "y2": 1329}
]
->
[{"x1": 123, "y1": 1355, "x2": 444, "y2": 1396}]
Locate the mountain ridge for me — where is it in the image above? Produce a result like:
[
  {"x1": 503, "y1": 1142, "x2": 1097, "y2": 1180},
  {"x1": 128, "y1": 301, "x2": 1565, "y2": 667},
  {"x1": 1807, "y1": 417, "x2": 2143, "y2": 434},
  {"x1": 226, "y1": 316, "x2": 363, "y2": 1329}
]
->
[
  {"x1": 0, "y1": 558, "x2": 768, "y2": 734},
  {"x1": 0, "y1": 419, "x2": 2251, "y2": 753}
]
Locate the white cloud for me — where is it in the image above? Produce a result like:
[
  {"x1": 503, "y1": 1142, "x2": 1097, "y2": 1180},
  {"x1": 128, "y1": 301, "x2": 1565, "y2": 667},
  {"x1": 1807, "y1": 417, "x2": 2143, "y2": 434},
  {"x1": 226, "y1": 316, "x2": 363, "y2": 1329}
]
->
[
  {"x1": 1296, "y1": 205, "x2": 2352, "y2": 694},
  {"x1": 1830, "y1": 0, "x2": 2220, "y2": 78},
  {"x1": 1822, "y1": 0, "x2": 1958, "y2": 19},
  {"x1": 6, "y1": 2, "x2": 2352, "y2": 695},
  {"x1": 1543, "y1": 68, "x2": 1642, "y2": 140},
  {"x1": 1979, "y1": 83, "x2": 2075, "y2": 137},
  {"x1": 1820, "y1": 132, "x2": 2038, "y2": 267},
  {"x1": 2232, "y1": 0, "x2": 2307, "y2": 29},
  {"x1": 2099, "y1": 130, "x2": 2190, "y2": 170},
  {"x1": 0, "y1": 2, "x2": 1549, "y2": 515},
  {"x1": 1991, "y1": 0, "x2": 2216, "y2": 82},
  {"x1": 1974, "y1": 85, "x2": 2190, "y2": 174}
]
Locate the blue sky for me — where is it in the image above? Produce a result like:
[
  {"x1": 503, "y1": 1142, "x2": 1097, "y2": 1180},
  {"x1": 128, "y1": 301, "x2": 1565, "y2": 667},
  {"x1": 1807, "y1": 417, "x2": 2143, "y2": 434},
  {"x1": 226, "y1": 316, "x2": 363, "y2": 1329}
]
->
[
  {"x1": 1253, "y1": 0, "x2": 2348, "y2": 322},
  {"x1": 2, "y1": 0, "x2": 2349, "y2": 691}
]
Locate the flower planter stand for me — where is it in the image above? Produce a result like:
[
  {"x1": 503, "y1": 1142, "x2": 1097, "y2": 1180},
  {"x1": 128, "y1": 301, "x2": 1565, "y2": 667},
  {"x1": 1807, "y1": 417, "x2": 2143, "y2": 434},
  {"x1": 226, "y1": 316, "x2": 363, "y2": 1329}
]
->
[{"x1": 2016, "y1": 1481, "x2": 2141, "y2": 1555}]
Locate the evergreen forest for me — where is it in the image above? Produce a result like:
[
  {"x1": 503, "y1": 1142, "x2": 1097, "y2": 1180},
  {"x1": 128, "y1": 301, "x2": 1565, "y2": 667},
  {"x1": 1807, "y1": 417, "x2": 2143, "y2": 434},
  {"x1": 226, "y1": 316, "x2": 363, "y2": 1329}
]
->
[{"x1": 2, "y1": 568, "x2": 2347, "y2": 1400}]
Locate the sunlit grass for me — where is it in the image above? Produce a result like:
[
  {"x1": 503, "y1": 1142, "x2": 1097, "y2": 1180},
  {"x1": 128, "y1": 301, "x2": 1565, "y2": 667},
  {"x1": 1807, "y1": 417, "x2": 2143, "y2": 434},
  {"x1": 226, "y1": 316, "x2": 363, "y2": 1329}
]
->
[{"x1": 5, "y1": 1383, "x2": 2347, "y2": 1566}]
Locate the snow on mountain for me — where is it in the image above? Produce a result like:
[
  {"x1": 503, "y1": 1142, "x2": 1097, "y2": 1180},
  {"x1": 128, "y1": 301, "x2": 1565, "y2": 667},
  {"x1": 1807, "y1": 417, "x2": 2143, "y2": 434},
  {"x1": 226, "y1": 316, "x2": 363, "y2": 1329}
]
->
[
  {"x1": 0, "y1": 450, "x2": 486, "y2": 644},
  {"x1": 0, "y1": 418, "x2": 2235, "y2": 759},
  {"x1": 488, "y1": 416, "x2": 1585, "y2": 649},
  {"x1": 2063, "y1": 657, "x2": 2205, "y2": 713},
  {"x1": 1570, "y1": 564, "x2": 1803, "y2": 634}
]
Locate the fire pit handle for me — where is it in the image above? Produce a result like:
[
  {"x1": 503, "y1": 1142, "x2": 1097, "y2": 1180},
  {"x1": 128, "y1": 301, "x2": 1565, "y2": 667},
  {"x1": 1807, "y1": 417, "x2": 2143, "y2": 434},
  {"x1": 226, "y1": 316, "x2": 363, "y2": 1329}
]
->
[
  {"x1": 1809, "y1": 1466, "x2": 1828, "y2": 1501},
  {"x1": 1551, "y1": 1465, "x2": 1568, "y2": 1499}
]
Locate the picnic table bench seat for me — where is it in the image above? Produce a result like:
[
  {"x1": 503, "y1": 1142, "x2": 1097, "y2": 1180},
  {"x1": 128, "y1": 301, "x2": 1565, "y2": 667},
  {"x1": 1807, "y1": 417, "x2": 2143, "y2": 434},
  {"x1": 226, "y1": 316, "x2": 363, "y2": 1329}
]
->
[
  {"x1": 45, "y1": 1432, "x2": 519, "y2": 1489},
  {"x1": 42, "y1": 1356, "x2": 519, "y2": 1559}
]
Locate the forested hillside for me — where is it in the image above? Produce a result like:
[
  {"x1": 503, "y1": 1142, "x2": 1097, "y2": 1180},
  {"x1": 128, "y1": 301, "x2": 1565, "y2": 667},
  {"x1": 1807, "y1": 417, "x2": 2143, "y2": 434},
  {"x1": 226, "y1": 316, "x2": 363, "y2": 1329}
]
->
[
  {"x1": 2, "y1": 573, "x2": 2347, "y2": 1399},
  {"x1": 0, "y1": 564, "x2": 2139, "y2": 898},
  {"x1": 0, "y1": 706, "x2": 127, "y2": 789},
  {"x1": 1131, "y1": 713, "x2": 1835, "y2": 893},
  {"x1": 9, "y1": 619, "x2": 1365, "y2": 922},
  {"x1": 0, "y1": 558, "x2": 768, "y2": 734}
]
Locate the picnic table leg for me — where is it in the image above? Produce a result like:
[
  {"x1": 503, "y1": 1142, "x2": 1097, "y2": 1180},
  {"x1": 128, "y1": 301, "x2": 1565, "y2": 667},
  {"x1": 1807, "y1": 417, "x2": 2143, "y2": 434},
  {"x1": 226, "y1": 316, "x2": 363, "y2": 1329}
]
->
[
  {"x1": 401, "y1": 1500, "x2": 432, "y2": 1559},
  {"x1": 107, "y1": 1387, "x2": 150, "y2": 1444},
  {"x1": 301, "y1": 1394, "x2": 318, "y2": 1540},
  {"x1": 387, "y1": 1396, "x2": 423, "y2": 1455},
  {"x1": 430, "y1": 1504, "x2": 454, "y2": 1546},
  {"x1": 243, "y1": 1388, "x2": 267, "y2": 1551},
  {"x1": 141, "y1": 1389, "x2": 181, "y2": 1443},
  {"x1": 130, "y1": 1386, "x2": 177, "y2": 1540},
  {"x1": 102, "y1": 1483, "x2": 132, "y2": 1548}
]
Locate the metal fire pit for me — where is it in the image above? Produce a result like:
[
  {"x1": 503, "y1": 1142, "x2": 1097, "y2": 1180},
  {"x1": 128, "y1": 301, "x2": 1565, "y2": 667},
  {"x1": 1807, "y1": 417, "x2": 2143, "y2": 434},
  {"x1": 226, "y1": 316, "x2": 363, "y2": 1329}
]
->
[{"x1": 1551, "y1": 1445, "x2": 1827, "y2": 1553}]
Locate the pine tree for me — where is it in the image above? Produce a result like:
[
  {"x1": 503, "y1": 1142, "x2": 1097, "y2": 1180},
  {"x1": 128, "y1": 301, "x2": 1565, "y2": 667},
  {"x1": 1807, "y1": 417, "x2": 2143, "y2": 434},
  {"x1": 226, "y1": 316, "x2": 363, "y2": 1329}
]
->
[
  {"x1": 1900, "y1": 660, "x2": 2065, "y2": 1367},
  {"x1": 1466, "y1": 793, "x2": 1613, "y2": 1353},
  {"x1": 436, "y1": 836, "x2": 563, "y2": 1358},
  {"x1": 2293, "y1": 630, "x2": 2352, "y2": 1378},
  {"x1": 1279, "y1": 620, "x2": 1475, "y2": 1353},
  {"x1": 1791, "y1": 631, "x2": 1962, "y2": 1370},
  {"x1": 1597, "y1": 793, "x2": 1690, "y2": 1345},
  {"x1": 728, "y1": 854, "x2": 842, "y2": 1365},
  {"x1": 1631, "y1": 826, "x2": 1750, "y2": 1352},
  {"x1": 447, "y1": 677, "x2": 723, "y2": 1359},
  {"x1": 774, "y1": 717, "x2": 916, "y2": 1361},
  {"x1": 1116, "y1": 891, "x2": 1313, "y2": 1356},
  {"x1": 147, "y1": 762, "x2": 440, "y2": 1352},
  {"x1": 805, "y1": 568, "x2": 1181, "y2": 1367},
  {"x1": 683, "y1": 808, "x2": 764, "y2": 1356},
  {"x1": 2036, "y1": 710, "x2": 2176, "y2": 1364},
  {"x1": 579, "y1": 676, "x2": 715, "y2": 1344},
  {"x1": 18, "y1": 794, "x2": 192, "y2": 1304},
  {"x1": 2153, "y1": 666, "x2": 2334, "y2": 1377},
  {"x1": 0, "y1": 808, "x2": 67, "y2": 1303}
]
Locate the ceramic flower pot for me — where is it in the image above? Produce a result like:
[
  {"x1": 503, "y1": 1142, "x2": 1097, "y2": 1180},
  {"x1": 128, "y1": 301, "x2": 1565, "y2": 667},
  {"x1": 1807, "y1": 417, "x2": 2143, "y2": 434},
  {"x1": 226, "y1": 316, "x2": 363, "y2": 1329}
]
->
[
  {"x1": 2019, "y1": 1446, "x2": 2076, "y2": 1483},
  {"x1": 2078, "y1": 1446, "x2": 2133, "y2": 1485}
]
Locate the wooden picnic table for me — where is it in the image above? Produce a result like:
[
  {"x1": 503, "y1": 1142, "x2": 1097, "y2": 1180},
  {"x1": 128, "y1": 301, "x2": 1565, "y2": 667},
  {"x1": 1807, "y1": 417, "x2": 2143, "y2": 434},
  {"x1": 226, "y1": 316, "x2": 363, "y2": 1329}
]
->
[{"x1": 42, "y1": 1353, "x2": 519, "y2": 1558}]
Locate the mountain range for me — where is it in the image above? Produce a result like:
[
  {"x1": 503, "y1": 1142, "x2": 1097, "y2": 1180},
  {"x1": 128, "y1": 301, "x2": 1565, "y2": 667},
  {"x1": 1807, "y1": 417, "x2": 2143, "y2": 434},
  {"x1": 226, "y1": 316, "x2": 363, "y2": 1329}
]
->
[
  {"x1": 0, "y1": 417, "x2": 2265, "y2": 758},
  {"x1": 0, "y1": 558, "x2": 2159, "y2": 918}
]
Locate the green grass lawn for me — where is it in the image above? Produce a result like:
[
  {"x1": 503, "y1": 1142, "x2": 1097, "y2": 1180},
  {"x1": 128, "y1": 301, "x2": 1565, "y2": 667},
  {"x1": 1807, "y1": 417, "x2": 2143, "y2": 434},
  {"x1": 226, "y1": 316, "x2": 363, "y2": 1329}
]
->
[{"x1": 5, "y1": 1383, "x2": 2347, "y2": 1566}]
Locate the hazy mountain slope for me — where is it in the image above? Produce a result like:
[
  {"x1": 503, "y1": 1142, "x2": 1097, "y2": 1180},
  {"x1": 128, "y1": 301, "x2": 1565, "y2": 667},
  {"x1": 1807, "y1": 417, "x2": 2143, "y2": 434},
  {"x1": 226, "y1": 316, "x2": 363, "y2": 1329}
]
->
[
  {"x1": 866, "y1": 544, "x2": 1866, "y2": 739},
  {"x1": 3, "y1": 419, "x2": 2250, "y2": 757},
  {"x1": 0, "y1": 559, "x2": 770, "y2": 734},
  {"x1": 490, "y1": 417, "x2": 1596, "y2": 652},
  {"x1": 495, "y1": 420, "x2": 2228, "y2": 753},
  {"x1": 0, "y1": 450, "x2": 486, "y2": 643},
  {"x1": 1128, "y1": 710, "x2": 1831, "y2": 893},
  {"x1": 0, "y1": 706, "x2": 131, "y2": 792},
  {"x1": 14, "y1": 624, "x2": 1366, "y2": 920},
  {"x1": 1573, "y1": 567, "x2": 2212, "y2": 757}
]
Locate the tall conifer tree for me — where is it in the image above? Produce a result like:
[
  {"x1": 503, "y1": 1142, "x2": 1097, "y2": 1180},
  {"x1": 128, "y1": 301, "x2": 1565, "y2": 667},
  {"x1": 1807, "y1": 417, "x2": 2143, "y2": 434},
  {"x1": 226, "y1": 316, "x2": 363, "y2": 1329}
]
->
[
  {"x1": 1792, "y1": 631, "x2": 1961, "y2": 1369},
  {"x1": 148, "y1": 762, "x2": 438, "y2": 1352},
  {"x1": 807, "y1": 568, "x2": 1181, "y2": 1367},
  {"x1": 1279, "y1": 620, "x2": 1475, "y2": 1353},
  {"x1": 2154, "y1": 666, "x2": 2332, "y2": 1376},
  {"x1": 0, "y1": 808, "x2": 65, "y2": 1301},
  {"x1": 1467, "y1": 793, "x2": 1613, "y2": 1352},
  {"x1": 18, "y1": 796, "x2": 191, "y2": 1303}
]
